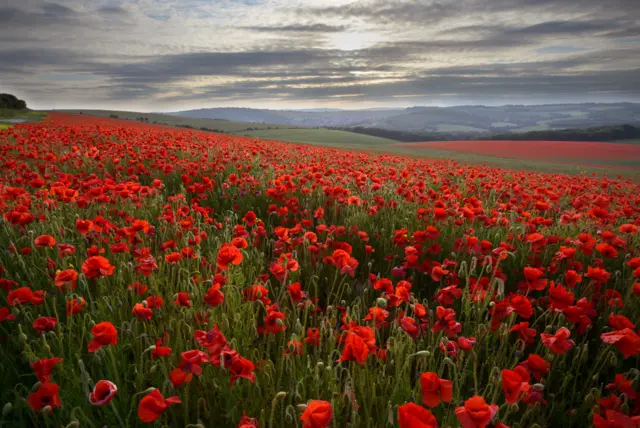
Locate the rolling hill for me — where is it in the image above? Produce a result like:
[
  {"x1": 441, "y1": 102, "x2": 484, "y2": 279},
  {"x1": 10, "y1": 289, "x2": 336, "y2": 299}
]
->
[{"x1": 170, "y1": 103, "x2": 640, "y2": 135}]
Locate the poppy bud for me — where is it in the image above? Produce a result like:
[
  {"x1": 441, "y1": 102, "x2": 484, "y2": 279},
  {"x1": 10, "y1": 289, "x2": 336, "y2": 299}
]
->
[
  {"x1": 19, "y1": 333, "x2": 28, "y2": 343},
  {"x1": 376, "y1": 298, "x2": 387, "y2": 308},
  {"x1": 150, "y1": 364, "x2": 157, "y2": 374},
  {"x1": 31, "y1": 382, "x2": 42, "y2": 392},
  {"x1": 285, "y1": 413, "x2": 294, "y2": 424},
  {"x1": 65, "y1": 421, "x2": 80, "y2": 428},
  {"x1": 415, "y1": 350, "x2": 430, "y2": 357},
  {"x1": 296, "y1": 404, "x2": 307, "y2": 412},
  {"x1": 610, "y1": 353, "x2": 618, "y2": 366},
  {"x1": 510, "y1": 404, "x2": 519, "y2": 412},
  {"x1": 2, "y1": 403, "x2": 12, "y2": 416},
  {"x1": 275, "y1": 391, "x2": 287, "y2": 400},
  {"x1": 621, "y1": 402, "x2": 630, "y2": 414},
  {"x1": 41, "y1": 406, "x2": 52, "y2": 414},
  {"x1": 532, "y1": 383, "x2": 545, "y2": 392}
]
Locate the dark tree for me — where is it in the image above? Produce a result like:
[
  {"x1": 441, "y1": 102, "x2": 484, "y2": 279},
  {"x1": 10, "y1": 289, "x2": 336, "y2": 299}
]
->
[{"x1": 0, "y1": 93, "x2": 27, "y2": 109}]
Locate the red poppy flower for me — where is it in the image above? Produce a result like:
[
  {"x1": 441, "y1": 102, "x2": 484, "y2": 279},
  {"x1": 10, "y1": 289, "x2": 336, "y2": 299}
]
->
[
  {"x1": 145, "y1": 295, "x2": 164, "y2": 309},
  {"x1": 519, "y1": 354, "x2": 549, "y2": 380},
  {"x1": 510, "y1": 295, "x2": 533, "y2": 319},
  {"x1": 502, "y1": 366, "x2": 530, "y2": 403},
  {"x1": 433, "y1": 306, "x2": 462, "y2": 338},
  {"x1": 33, "y1": 317, "x2": 57, "y2": 334},
  {"x1": 28, "y1": 382, "x2": 61, "y2": 413},
  {"x1": 337, "y1": 332, "x2": 369, "y2": 364},
  {"x1": 0, "y1": 307, "x2": 15, "y2": 322},
  {"x1": 34, "y1": 235, "x2": 56, "y2": 248},
  {"x1": 82, "y1": 256, "x2": 115, "y2": 279},
  {"x1": 89, "y1": 380, "x2": 118, "y2": 406},
  {"x1": 128, "y1": 281, "x2": 149, "y2": 295},
  {"x1": 304, "y1": 328, "x2": 321, "y2": 346},
  {"x1": 169, "y1": 367, "x2": 193, "y2": 387},
  {"x1": 458, "y1": 336, "x2": 477, "y2": 351},
  {"x1": 243, "y1": 285, "x2": 271, "y2": 305},
  {"x1": 54, "y1": 269, "x2": 78, "y2": 289},
  {"x1": 593, "y1": 409, "x2": 640, "y2": 428},
  {"x1": 523, "y1": 267, "x2": 547, "y2": 291},
  {"x1": 420, "y1": 372, "x2": 453, "y2": 407},
  {"x1": 455, "y1": 395, "x2": 498, "y2": 428},
  {"x1": 88, "y1": 321, "x2": 118, "y2": 352},
  {"x1": 76, "y1": 219, "x2": 93, "y2": 234},
  {"x1": 204, "y1": 283, "x2": 225, "y2": 306},
  {"x1": 548, "y1": 283, "x2": 575, "y2": 310},
  {"x1": 238, "y1": 411, "x2": 259, "y2": 428},
  {"x1": 400, "y1": 316, "x2": 420, "y2": 339},
  {"x1": 510, "y1": 322, "x2": 536, "y2": 345},
  {"x1": 174, "y1": 291, "x2": 192, "y2": 307},
  {"x1": 7, "y1": 287, "x2": 45, "y2": 306},
  {"x1": 31, "y1": 357, "x2": 63, "y2": 382},
  {"x1": 66, "y1": 296, "x2": 86, "y2": 316},
  {"x1": 398, "y1": 402, "x2": 438, "y2": 428},
  {"x1": 301, "y1": 400, "x2": 332, "y2": 428},
  {"x1": 287, "y1": 282, "x2": 306, "y2": 303},
  {"x1": 228, "y1": 354, "x2": 256, "y2": 386},
  {"x1": 601, "y1": 329, "x2": 640, "y2": 358},
  {"x1": 609, "y1": 314, "x2": 635, "y2": 330},
  {"x1": 261, "y1": 306, "x2": 286, "y2": 335},
  {"x1": 606, "y1": 374, "x2": 637, "y2": 400},
  {"x1": 132, "y1": 303, "x2": 153, "y2": 321},
  {"x1": 541, "y1": 327, "x2": 575, "y2": 354},
  {"x1": 137, "y1": 389, "x2": 181, "y2": 423},
  {"x1": 152, "y1": 335, "x2": 172, "y2": 359},
  {"x1": 217, "y1": 243, "x2": 243, "y2": 271}
]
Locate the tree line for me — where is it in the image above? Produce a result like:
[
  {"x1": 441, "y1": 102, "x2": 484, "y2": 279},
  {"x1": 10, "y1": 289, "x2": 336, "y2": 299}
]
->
[
  {"x1": 0, "y1": 93, "x2": 27, "y2": 110},
  {"x1": 332, "y1": 124, "x2": 640, "y2": 142}
]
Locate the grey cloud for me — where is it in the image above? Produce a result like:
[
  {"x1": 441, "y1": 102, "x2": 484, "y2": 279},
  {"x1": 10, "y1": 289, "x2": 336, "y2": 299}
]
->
[
  {"x1": 506, "y1": 20, "x2": 617, "y2": 36},
  {"x1": 242, "y1": 23, "x2": 349, "y2": 32}
]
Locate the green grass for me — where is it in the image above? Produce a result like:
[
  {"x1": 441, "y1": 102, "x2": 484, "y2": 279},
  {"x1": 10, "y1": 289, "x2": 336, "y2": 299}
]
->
[
  {"x1": 0, "y1": 109, "x2": 46, "y2": 122},
  {"x1": 58, "y1": 110, "x2": 300, "y2": 133},
  {"x1": 235, "y1": 128, "x2": 399, "y2": 148},
  {"x1": 0, "y1": 124, "x2": 10, "y2": 130},
  {"x1": 612, "y1": 139, "x2": 640, "y2": 145}
]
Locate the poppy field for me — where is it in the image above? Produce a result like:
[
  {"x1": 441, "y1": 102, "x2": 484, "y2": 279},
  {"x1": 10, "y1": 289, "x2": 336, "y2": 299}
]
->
[
  {"x1": 2, "y1": 112, "x2": 640, "y2": 428},
  {"x1": 393, "y1": 140, "x2": 640, "y2": 170}
]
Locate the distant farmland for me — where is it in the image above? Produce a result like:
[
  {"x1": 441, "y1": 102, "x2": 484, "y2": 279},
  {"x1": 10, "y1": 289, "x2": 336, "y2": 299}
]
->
[{"x1": 394, "y1": 140, "x2": 640, "y2": 170}]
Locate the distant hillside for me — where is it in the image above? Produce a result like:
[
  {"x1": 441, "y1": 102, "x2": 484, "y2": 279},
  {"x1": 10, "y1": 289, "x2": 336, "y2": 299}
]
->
[
  {"x1": 170, "y1": 103, "x2": 640, "y2": 135},
  {"x1": 339, "y1": 124, "x2": 640, "y2": 143},
  {"x1": 489, "y1": 124, "x2": 640, "y2": 142}
]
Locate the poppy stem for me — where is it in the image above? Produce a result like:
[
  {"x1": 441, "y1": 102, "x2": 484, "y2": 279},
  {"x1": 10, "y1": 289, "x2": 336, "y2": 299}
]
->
[{"x1": 110, "y1": 402, "x2": 125, "y2": 428}]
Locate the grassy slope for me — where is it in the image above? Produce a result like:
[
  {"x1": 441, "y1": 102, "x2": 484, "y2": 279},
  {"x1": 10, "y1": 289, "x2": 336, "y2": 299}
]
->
[
  {"x1": 235, "y1": 128, "x2": 399, "y2": 149},
  {"x1": 57, "y1": 110, "x2": 301, "y2": 133}
]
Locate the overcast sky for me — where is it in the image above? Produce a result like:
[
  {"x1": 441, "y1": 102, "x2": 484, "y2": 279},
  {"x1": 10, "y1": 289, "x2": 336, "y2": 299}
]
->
[{"x1": 1, "y1": 0, "x2": 639, "y2": 111}]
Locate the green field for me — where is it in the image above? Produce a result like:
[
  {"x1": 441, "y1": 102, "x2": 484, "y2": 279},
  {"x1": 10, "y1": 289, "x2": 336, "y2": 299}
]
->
[
  {"x1": 235, "y1": 128, "x2": 399, "y2": 148},
  {"x1": 58, "y1": 110, "x2": 300, "y2": 133},
  {"x1": 0, "y1": 109, "x2": 46, "y2": 121}
]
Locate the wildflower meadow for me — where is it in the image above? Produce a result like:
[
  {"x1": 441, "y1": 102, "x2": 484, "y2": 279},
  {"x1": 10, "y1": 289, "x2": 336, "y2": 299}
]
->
[{"x1": 1, "y1": 112, "x2": 640, "y2": 427}]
